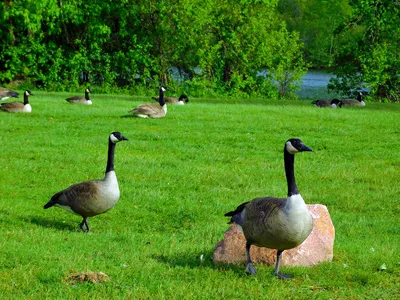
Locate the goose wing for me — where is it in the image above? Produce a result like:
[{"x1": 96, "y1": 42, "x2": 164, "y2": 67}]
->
[
  {"x1": 0, "y1": 88, "x2": 19, "y2": 99},
  {"x1": 45, "y1": 180, "x2": 101, "y2": 216},
  {"x1": 66, "y1": 96, "x2": 86, "y2": 103},
  {"x1": 130, "y1": 103, "x2": 162, "y2": 116},
  {"x1": 164, "y1": 97, "x2": 179, "y2": 103},
  {"x1": 0, "y1": 101, "x2": 24, "y2": 112},
  {"x1": 312, "y1": 99, "x2": 330, "y2": 107},
  {"x1": 341, "y1": 99, "x2": 358, "y2": 105}
]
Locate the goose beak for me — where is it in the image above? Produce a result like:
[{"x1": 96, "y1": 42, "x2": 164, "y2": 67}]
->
[
  {"x1": 299, "y1": 144, "x2": 313, "y2": 152},
  {"x1": 121, "y1": 136, "x2": 129, "y2": 141}
]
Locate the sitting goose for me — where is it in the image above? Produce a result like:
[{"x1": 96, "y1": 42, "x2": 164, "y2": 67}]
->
[
  {"x1": 312, "y1": 99, "x2": 342, "y2": 108},
  {"x1": 44, "y1": 132, "x2": 128, "y2": 231},
  {"x1": 0, "y1": 88, "x2": 19, "y2": 101},
  {"x1": 66, "y1": 88, "x2": 92, "y2": 105},
  {"x1": 152, "y1": 94, "x2": 189, "y2": 105},
  {"x1": 225, "y1": 138, "x2": 313, "y2": 279},
  {"x1": 130, "y1": 86, "x2": 167, "y2": 118},
  {"x1": 341, "y1": 92, "x2": 365, "y2": 106},
  {"x1": 0, "y1": 90, "x2": 33, "y2": 113}
]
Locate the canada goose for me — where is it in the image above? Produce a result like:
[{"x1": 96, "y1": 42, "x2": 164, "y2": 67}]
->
[
  {"x1": 66, "y1": 88, "x2": 92, "y2": 105},
  {"x1": 341, "y1": 92, "x2": 365, "y2": 106},
  {"x1": 0, "y1": 90, "x2": 33, "y2": 113},
  {"x1": 130, "y1": 86, "x2": 167, "y2": 118},
  {"x1": 152, "y1": 94, "x2": 189, "y2": 105},
  {"x1": 312, "y1": 99, "x2": 342, "y2": 108},
  {"x1": 43, "y1": 132, "x2": 128, "y2": 232},
  {"x1": 225, "y1": 138, "x2": 313, "y2": 279},
  {"x1": 0, "y1": 88, "x2": 19, "y2": 101}
]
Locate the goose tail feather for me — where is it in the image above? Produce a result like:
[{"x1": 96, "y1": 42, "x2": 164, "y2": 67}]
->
[{"x1": 225, "y1": 201, "x2": 248, "y2": 225}]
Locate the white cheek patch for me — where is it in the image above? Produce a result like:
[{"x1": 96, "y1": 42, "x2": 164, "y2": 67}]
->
[
  {"x1": 286, "y1": 141, "x2": 298, "y2": 154},
  {"x1": 161, "y1": 87, "x2": 166, "y2": 92},
  {"x1": 25, "y1": 91, "x2": 29, "y2": 96},
  {"x1": 110, "y1": 133, "x2": 119, "y2": 143}
]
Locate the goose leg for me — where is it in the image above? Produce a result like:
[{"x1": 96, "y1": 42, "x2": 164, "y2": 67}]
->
[
  {"x1": 79, "y1": 218, "x2": 90, "y2": 232},
  {"x1": 274, "y1": 250, "x2": 292, "y2": 279},
  {"x1": 245, "y1": 242, "x2": 257, "y2": 275}
]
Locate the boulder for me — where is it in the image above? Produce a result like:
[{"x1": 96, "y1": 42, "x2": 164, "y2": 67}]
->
[{"x1": 213, "y1": 204, "x2": 335, "y2": 266}]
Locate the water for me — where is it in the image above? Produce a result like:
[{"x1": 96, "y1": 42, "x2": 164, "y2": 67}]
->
[{"x1": 297, "y1": 70, "x2": 341, "y2": 99}]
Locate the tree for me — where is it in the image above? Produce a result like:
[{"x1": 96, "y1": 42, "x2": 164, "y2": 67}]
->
[{"x1": 328, "y1": 0, "x2": 400, "y2": 101}]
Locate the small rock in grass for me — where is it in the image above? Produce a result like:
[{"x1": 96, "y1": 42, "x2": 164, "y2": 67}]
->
[
  {"x1": 213, "y1": 204, "x2": 335, "y2": 267},
  {"x1": 66, "y1": 271, "x2": 109, "y2": 285}
]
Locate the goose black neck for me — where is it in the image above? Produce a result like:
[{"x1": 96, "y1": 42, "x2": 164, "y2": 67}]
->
[
  {"x1": 106, "y1": 139, "x2": 116, "y2": 173},
  {"x1": 23, "y1": 93, "x2": 29, "y2": 105},
  {"x1": 284, "y1": 148, "x2": 299, "y2": 196},
  {"x1": 159, "y1": 88, "x2": 165, "y2": 106},
  {"x1": 85, "y1": 91, "x2": 90, "y2": 100},
  {"x1": 357, "y1": 93, "x2": 362, "y2": 102}
]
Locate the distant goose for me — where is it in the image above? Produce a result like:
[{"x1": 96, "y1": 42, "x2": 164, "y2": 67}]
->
[
  {"x1": 312, "y1": 99, "x2": 342, "y2": 108},
  {"x1": 0, "y1": 90, "x2": 33, "y2": 113},
  {"x1": 152, "y1": 94, "x2": 189, "y2": 105},
  {"x1": 130, "y1": 86, "x2": 167, "y2": 118},
  {"x1": 66, "y1": 88, "x2": 92, "y2": 105},
  {"x1": 225, "y1": 138, "x2": 313, "y2": 279},
  {"x1": 341, "y1": 92, "x2": 365, "y2": 106},
  {"x1": 0, "y1": 88, "x2": 19, "y2": 101},
  {"x1": 44, "y1": 132, "x2": 128, "y2": 232}
]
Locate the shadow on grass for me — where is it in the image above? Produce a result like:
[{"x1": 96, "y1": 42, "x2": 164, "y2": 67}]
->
[
  {"x1": 28, "y1": 216, "x2": 77, "y2": 231},
  {"x1": 153, "y1": 252, "x2": 248, "y2": 276},
  {"x1": 120, "y1": 114, "x2": 134, "y2": 118},
  {"x1": 0, "y1": 209, "x2": 77, "y2": 231}
]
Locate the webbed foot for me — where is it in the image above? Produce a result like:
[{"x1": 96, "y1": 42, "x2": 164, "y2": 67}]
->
[
  {"x1": 274, "y1": 272, "x2": 292, "y2": 280},
  {"x1": 246, "y1": 263, "x2": 257, "y2": 275}
]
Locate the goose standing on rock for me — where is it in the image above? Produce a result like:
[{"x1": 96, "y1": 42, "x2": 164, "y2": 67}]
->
[
  {"x1": 152, "y1": 94, "x2": 189, "y2": 105},
  {"x1": 312, "y1": 99, "x2": 342, "y2": 108},
  {"x1": 341, "y1": 92, "x2": 365, "y2": 106},
  {"x1": 0, "y1": 90, "x2": 33, "y2": 113},
  {"x1": 44, "y1": 132, "x2": 128, "y2": 232},
  {"x1": 66, "y1": 88, "x2": 92, "y2": 105},
  {"x1": 225, "y1": 138, "x2": 313, "y2": 279},
  {"x1": 130, "y1": 86, "x2": 167, "y2": 118},
  {"x1": 0, "y1": 88, "x2": 19, "y2": 101}
]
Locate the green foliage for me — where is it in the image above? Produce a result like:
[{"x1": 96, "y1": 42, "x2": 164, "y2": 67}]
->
[
  {"x1": 0, "y1": 0, "x2": 307, "y2": 98},
  {"x1": 278, "y1": 0, "x2": 352, "y2": 67},
  {"x1": 328, "y1": 0, "x2": 400, "y2": 100},
  {"x1": 270, "y1": 28, "x2": 309, "y2": 99},
  {"x1": 0, "y1": 91, "x2": 399, "y2": 297}
]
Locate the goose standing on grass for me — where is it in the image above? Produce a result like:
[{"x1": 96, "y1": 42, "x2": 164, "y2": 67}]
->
[
  {"x1": 312, "y1": 99, "x2": 342, "y2": 108},
  {"x1": 225, "y1": 138, "x2": 313, "y2": 279},
  {"x1": 341, "y1": 92, "x2": 365, "y2": 107},
  {"x1": 0, "y1": 88, "x2": 19, "y2": 101},
  {"x1": 152, "y1": 94, "x2": 189, "y2": 105},
  {"x1": 66, "y1": 88, "x2": 92, "y2": 105},
  {"x1": 44, "y1": 132, "x2": 128, "y2": 232},
  {"x1": 130, "y1": 86, "x2": 167, "y2": 118},
  {"x1": 0, "y1": 90, "x2": 33, "y2": 113}
]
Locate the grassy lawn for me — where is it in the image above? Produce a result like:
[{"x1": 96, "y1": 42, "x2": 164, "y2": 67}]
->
[{"x1": 0, "y1": 91, "x2": 399, "y2": 298}]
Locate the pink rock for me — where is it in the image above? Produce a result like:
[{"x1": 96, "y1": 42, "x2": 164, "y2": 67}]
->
[{"x1": 213, "y1": 204, "x2": 335, "y2": 266}]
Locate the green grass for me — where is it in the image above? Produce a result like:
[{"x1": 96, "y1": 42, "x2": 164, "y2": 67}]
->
[{"x1": 0, "y1": 92, "x2": 399, "y2": 299}]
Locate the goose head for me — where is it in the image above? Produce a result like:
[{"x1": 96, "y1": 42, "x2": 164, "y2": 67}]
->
[
  {"x1": 357, "y1": 92, "x2": 363, "y2": 102},
  {"x1": 331, "y1": 99, "x2": 342, "y2": 108},
  {"x1": 25, "y1": 90, "x2": 33, "y2": 96},
  {"x1": 285, "y1": 138, "x2": 313, "y2": 155},
  {"x1": 110, "y1": 132, "x2": 129, "y2": 144},
  {"x1": 179, "y1": 94, "x2": 189, "y2": 103}
]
